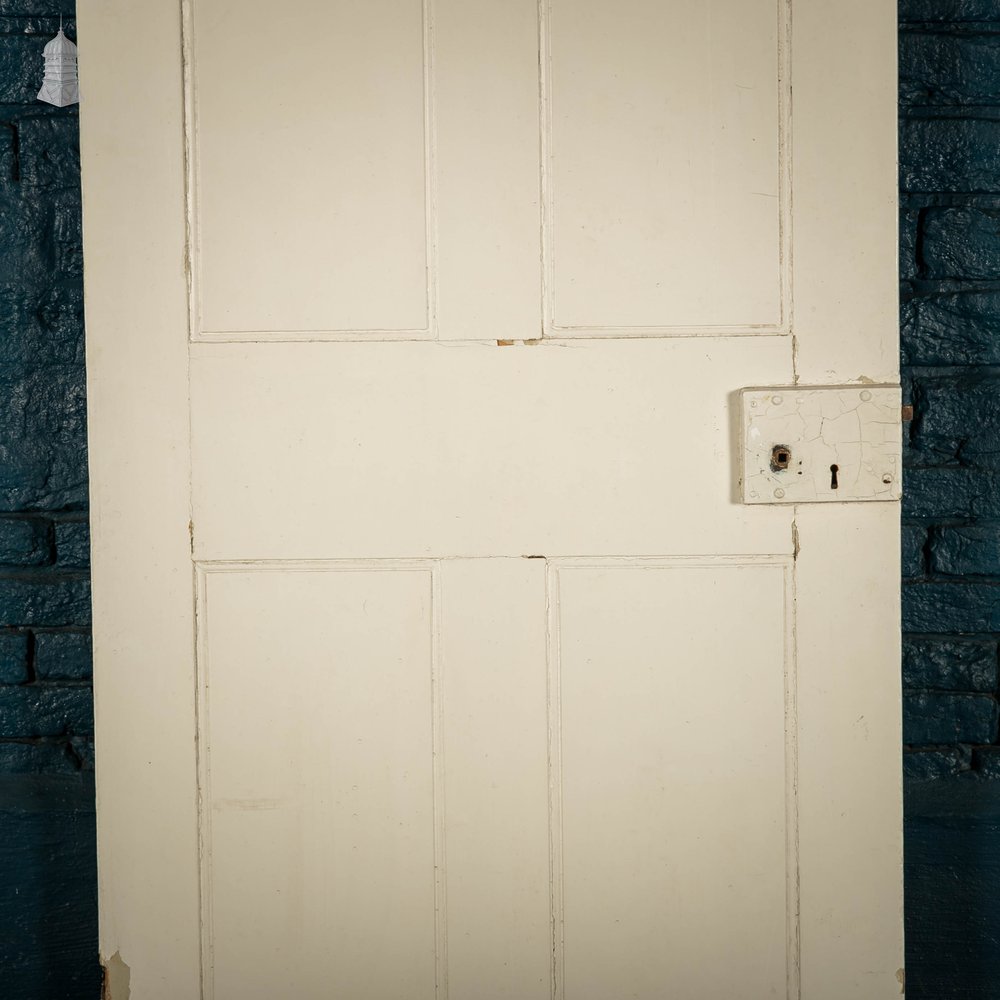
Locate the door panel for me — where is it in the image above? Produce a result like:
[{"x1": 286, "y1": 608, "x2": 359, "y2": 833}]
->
[
  {"x1": 548, "y1": 0, "x2": 784, "y2": 332},
  {"x1": 192, "y1": 0, "x2": 429, "y2": 335},
  {"x1": 189, "y1": 338, "x2": 792, "y2": 560},
  {"x1": 200, "y1": 565, "x2": 437, "y2": 999},
  {"x1": 554, "y1": 560, "x2": 792, "y2": 998}
]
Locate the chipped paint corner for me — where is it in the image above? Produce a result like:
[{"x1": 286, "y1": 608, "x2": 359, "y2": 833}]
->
[{"x1": 101, "y1": 951, "x2": 131, "y2": 1000}]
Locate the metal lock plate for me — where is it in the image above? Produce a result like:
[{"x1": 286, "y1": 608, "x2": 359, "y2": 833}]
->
[{"x1": 740, "y1": 386, "x2": 902, "y2": 504}]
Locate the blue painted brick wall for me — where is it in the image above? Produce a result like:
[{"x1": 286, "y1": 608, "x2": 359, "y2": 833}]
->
[
  {"x1": 901, "y1": 2, "x2": 1000, "y2": 997},
  {"x1": 900, "y1": 1, "x2": 1000, "y2": 778},
  {"x1": 0, "y1": 3, "x2": 99, "y2": 997}
]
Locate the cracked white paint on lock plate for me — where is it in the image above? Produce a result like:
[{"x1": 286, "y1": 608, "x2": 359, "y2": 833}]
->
[{"x1": 741, "y1": 386, "x2": 902, "y2": 504}]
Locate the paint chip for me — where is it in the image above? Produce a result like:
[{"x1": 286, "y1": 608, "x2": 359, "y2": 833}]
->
[{"x1": 102, "y1": 951, "x2": 131, "y2": 1000}]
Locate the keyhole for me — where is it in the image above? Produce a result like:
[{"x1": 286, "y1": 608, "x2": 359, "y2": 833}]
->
[{"x1": 830, "y1": 464, "x2": 839, "y2": 490}]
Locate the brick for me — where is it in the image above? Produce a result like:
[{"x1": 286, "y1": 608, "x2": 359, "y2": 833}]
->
[
  {"x1": 0, "y1": 189, "x2": 56, "y2": 288},
  {"x1": 903, "y1": 637, "x2": 998, "y2": 691},
  {"x1": 901, "y1": 32, "x2": 1000, "y2": 106},
  {"x1": 901, "y1": 118, "x2": 1000, "y2": 193},
  {"x1": 18, "y1": 114, "x2": 80, "y2": 190},
  {"x1": 911, "y1": 374, "x2": 1000, "y2": 467},
  {"x1": 904, "y1": 746, "x2": 973, "y2": 780},
  {"x1": 0, "y1": 189, "x2": 80, "y2": 290},
  {"x1": 17, "y1": 116, "x2": 78, "y2": 189},
  {"x1": 0, "y1": 34, "x2": 48, "y2": 105},
  {"x1": 0, "y1": 122, "x2": 14, "y2": 187},
  {"x1": 53, "y1": 520, "x2": 86, "y2": 568},
  {"x1": 0, "y1": 741, "x2": 77, "y2": 774},
  {"x1": 0, "y1": 632, "x2": 28, "y2": 684},
  {"x1": 932, "y1": 524, "x2": 1000, "y2": 576},
  {"x1": 902, "y1": 289, "x2": 1000, "y2": 366},
  {"x1": 0, "y1": 573, "x2": 89, "y2": 627},
  {"x1": 0, "y1": 364, "x2": 88, "y2": 512},
  {"x1": 52, "y1": 519, "x2": 86, "y2": 570},
  {"x1": 900, "y1": 0, "x2": 1000, "y2": 20},
  {"x1": 68, "y1": 735, "x2": 92, "y2": 770},
  {"x1": 0, "y1": 16, "x2": 76, "y2": 34},
  {"x1": 0, "y1": 517, "x2": 48, "y2": 565},
  {"x1": 903, "y1": 524, "x2": 927, "y2": 578},
  {"x1": 904, "y1": 468, "x2": 1000, "y2": 518},
  {"x1": 904, "y1": 580, "x2": 1000, "y2": 632},
  {"x1": 973, "y1": 745, "x2": 1000, "y2": 776},
  {"x1": 0, "y1": 685, "x2": 91, "y2": 738},
  {"x1": 0, "y1": 2, "x2": 75, "y2": 16},
  {"x1": 920, "y1": 207, "x2": 1000, "y2": 278},
  {"x1": 50, "y1": 188, "x2": 80, "y2": 279},
  {"x1": 0, "y1": 282, "x2": 84, "y2": 364},
  {"x1": 904, "y1": 692, "x2": 999, "y2": 744},
  {"x1": 34, "y1": 631, "x2": 89, "y2": 680},
  {"x1": 900, "y1": 207, "x2": 920, "y2": 282},
  {"x1": 903, "y1": 433, "x2": 927, "y2": 472}
]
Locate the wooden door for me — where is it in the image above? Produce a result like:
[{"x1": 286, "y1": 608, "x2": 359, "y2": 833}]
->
[{"x1": 78, "y1": 2, "x2": 903, "y2": 998}]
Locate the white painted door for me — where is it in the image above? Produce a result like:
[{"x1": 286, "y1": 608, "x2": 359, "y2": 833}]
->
[{"x1": 78, "y1": 2, "x2": 902, "y2": 998}]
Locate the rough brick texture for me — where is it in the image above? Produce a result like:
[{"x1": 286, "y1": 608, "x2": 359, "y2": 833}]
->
[
  {"x1": 903, "y1": 637, "x2": 999, "y2": 690},
  {"x1": 903, "y1": 523, "x2": 928, "y2": 578},
  {"x1": 901, "y1": 118, "x2": 1000, "y2": 192},
  {"x1": 0, "y1": 10, "x2": 91, "y2": 763},
  {"x1": 931, "y1": 524, "x2": 1000, "y2": 575},
  {"x1": 904, "y1": 691, "x2": 1000, "y2": 744},
  {"x1": 911, "y1": 373, "x2": 1000, "y2": 466},
  {"x1": 0, "y1": 516, "x2": 47, "y2": 565},
  {"x1": 903, "y1": 289, "x2": 1000, "y2": 365},
  {"x1": 902, "y1": 0, "x2": 1000, "y2": 21},
  {"x1": 904, "y1": 745, "x2": 973, "y2": 780},
  {"x1": 901, "y1": 8, "x2": 1000, "y2": 783},
  {"x1": 0, "y1": 630, "x2": 28, "y2": 683},
  {"x1": 905, "y1": 466, "x2": 1000, "y2": 517},
  {"x1": 920, "y1": 207, "x2": 1000, "y2": 278},
  {"x1": 34, "y1": 630, "x2": 89, "y2": 680},
  {"x1": 904, "y1": 580, "x2": 1000, "y2": 632},
  {"x1": 899, "y1": 9, "x2": 1000, "y2": 995},
  {"x1": 0, "y1": 684, "x2": 91, "y2": 738},
  {"x1": 901, "y1": 30, "x2": 1000, "y2": 104},
  {"x1": 53, "y1": 517, "x2": 87, "y2": 567},
  {"x1": 0, "y1": 5, "x2": 98, "y2": 996}
]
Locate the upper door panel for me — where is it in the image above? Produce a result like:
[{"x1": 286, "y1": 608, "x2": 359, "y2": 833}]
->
[
  {"x1": 547, "y1": 0, "x2": 784, "y2": 335},
  {"x1": 188, "y1": 0, "x2": 786, "y2": 342}
]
